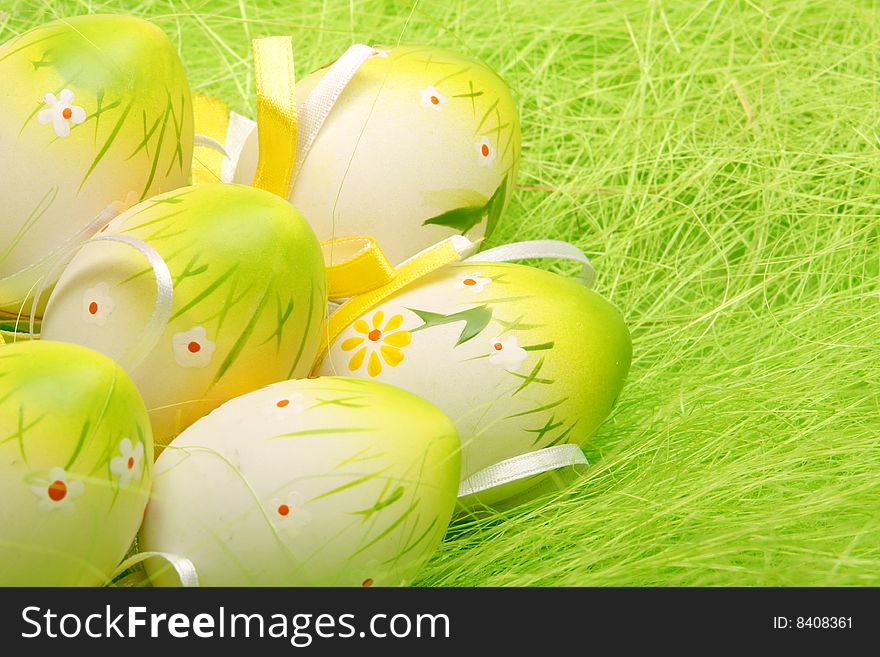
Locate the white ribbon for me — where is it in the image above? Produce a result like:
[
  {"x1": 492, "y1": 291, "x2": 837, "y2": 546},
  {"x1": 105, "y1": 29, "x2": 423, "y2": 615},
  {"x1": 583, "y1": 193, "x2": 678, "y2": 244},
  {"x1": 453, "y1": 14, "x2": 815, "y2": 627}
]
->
[
  {"x1": 97, "y1": 235, "x2": 175, "y2": 373},
  {"x1": 458, "y1": 444, "x2": 589, "y2": 498},
  {"x1": 193, "y1": 134, "x2": 229, "y2": 156},
  {"x1": 0, "y1": 204, "x2": 119, "y2": 319},
  {"x1": 222, "y1": 112, "x2": 256, "y2": 183},
  {"x1": 26, "y1": 205, "x2": 121, "y2": 336},
  {"x1": 109, "y1": 551, "x2": 199, "y2": 588},
  {"x1": 294, "y1": 44, "x2": 377, "y2": 179},
  {"x1": 31, "y1": 234, "x2": 174, "y2": 374},
  {"x1": 211, "y1": 43, "x2": 380, "y2": 188},
  {"x1": 468, "y1": 239, "x2": 596, "y2": 288}
]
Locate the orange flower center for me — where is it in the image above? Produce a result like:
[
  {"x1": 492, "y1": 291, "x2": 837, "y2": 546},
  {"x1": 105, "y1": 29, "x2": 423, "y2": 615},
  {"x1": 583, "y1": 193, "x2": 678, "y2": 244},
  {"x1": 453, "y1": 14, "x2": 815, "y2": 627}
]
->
[
  {"x1": 494, "y1": 342, "x2": 503, "y2": 351},
  {"x1": 278, "y1": 504, "x2": 290, "y2": 516},
  {"x1": 463, "y1": 278, "x2": 477, "y2": 286},
  {"x1": 62, "y1": 107, "x2": 72, "y2": 120},
  {"x1": 277, "y1": 399, "x2": 290, "y2": 408},
  {"x1": 362, "y1": 578, "x2": 374, "y2": 587},
  {"x1": 48, "y1": 480, "x2": 67, "y2": 502},
  {"x1": 481, "y1": 144, "x2": 490, "y2": 157},
  {"x1": 187, "y1": 341, "x2": 201, "y2": 353},
  {"x1": 127, "y1": 456, "x2": 135, "y2": 470},
  {"x1": 368, "y1": 329, "x2": 382, "y2": 341},
  {"x1": 430, "y1": 96, "x2": 439, "y2": 105},
  {"x1": 88, "y1": 301, "x2": 98, "y2": 315}
]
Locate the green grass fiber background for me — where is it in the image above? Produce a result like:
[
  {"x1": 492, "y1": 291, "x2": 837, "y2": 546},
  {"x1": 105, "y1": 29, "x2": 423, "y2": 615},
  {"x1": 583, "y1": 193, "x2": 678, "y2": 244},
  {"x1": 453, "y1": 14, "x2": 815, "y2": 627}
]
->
[{"x1": 4, "y1": 0, "x2": 878, "y2": 586}]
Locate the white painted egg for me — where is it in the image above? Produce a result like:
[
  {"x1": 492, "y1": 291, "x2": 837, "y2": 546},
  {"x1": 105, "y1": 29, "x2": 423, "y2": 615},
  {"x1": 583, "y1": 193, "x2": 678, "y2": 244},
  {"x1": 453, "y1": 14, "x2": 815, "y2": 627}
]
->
[{"x1": 139, "y1": 376, "x2": 460, "y2": 586}]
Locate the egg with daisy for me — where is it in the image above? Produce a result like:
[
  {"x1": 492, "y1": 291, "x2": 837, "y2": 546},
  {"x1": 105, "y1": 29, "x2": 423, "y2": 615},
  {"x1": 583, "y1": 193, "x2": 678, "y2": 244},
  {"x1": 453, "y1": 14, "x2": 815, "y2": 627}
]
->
[
  {"x1": 0, "y1": 341, "x2": 152, "y2": 586},
  {"x1": 316, "y1": 261, "x2": 632, "y2": 507},
  {"x1": 39, "y1": 183, "x2": 327, "y2": 446},
  {"x1": 0, "y1": 15, "x2": 193, "y2": 317}
]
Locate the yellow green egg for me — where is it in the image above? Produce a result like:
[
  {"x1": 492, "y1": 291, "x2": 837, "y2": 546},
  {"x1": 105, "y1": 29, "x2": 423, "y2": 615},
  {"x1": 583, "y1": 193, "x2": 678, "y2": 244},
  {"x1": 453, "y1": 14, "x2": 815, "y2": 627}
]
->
[
  {"x1": 39, "y1": 183, "x2": 327, "y2": 445},
  {"x1": 0, "y1": 15, "x2": 193, "y2": 316},
  {"x1": 139, "y1": 376, "x2": 460, "y2": 587},
  {"x1": 234, "y1": 45, "x2": 520, "y2": 264},
  {"x1": 0, "y1": 340, "x2": 153, "y2": 586},
  {"x1": 316, "y1": 262, "x2": 632, "y2": 507}
]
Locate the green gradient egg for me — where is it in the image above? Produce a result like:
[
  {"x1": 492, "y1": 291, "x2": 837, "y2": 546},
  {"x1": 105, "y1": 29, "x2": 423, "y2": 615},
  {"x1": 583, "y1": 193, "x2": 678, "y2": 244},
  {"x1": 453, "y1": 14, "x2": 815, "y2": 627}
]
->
[
  {"x1": 140, "y1": 377, "x2": 460, "y2": 587},
  {"x1": 235, "y1": 45, "x2": 520, "y2": 264},
  {"x1": 40, "y1": 184, "x2": 327, "y2": 445},
  {"x1": 0, "y1": 15, "x2": 193, "y2": 316},
  {"x1": 316, "y1": 262, "x2": 632, "y2": 507},
  {"x1": 0, "y1": 340, "x2": 153, "y2": 586}
]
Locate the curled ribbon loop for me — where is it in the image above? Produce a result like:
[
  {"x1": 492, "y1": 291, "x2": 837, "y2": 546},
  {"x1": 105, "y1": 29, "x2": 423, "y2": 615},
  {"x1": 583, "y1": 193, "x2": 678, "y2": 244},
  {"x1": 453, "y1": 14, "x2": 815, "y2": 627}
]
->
[
  {"x1": 457, "y1": 444, "x2": 589, "y2": 499},
  {"x1": 323, "y1": 236, "x2": 396, "y2": 299},
  {"x1": 191, "y1": 43, "x2": 378, "y2": 190},
  {"x1": 95, "y1": 235, "x2": 175, "y2": 373},
  {"x1": 0, "y1": 204, "x2": 118, "y2": 322},
  {"x1": 32, "y1": 233, "x2": 174, "y2": 374},
  {"x1": 468, "y1": 239, "x2": 596, "y2": 287},
  {"x1": 109, "y1": 551, "x2": 200, "y2": 588},
  {"x1": 27, "y1": 205, "x2": 121, "y2": 336}
]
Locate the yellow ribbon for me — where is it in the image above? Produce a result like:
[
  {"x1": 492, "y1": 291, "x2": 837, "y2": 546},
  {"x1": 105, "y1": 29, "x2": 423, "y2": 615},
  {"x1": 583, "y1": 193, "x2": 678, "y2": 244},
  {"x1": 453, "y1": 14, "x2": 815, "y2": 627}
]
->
[
  {"x1": 313, "y1": 237, "x2": 465, "y2": 372},
  {"x1": 190, "y1": 92, "x2": 229, "y2": 184},
  {"x1": 323, "y1": 237, "x2": 396, "y2": 298},
  {"x1": 251, "y1": 36, "x2": 298, "y2": 198}
]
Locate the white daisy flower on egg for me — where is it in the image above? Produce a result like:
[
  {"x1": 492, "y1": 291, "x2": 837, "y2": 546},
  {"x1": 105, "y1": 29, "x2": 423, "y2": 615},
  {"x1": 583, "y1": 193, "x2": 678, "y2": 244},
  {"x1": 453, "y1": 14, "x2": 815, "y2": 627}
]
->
[
  {"x1": 270, "y1": 491, "x2": 311, "y2": 533},
  {"x1": 31, "y1": 467, "x2": 84, "y2": 514},
  {"x1": 476, "y1": 137, "x2": 496, "y2": 166},
  {"x1": 172, "y1": 326, "x2": 217, "y2": 369},
  {"x1": 82, "y1": 283, "x2": 115, "y2": 326},
  {"x1": 455, "y1": 272, "x2": 492, "y2": 292},
  {"x1": 110, "y1": 438, "x2": 145, "y2": 487},
  {"x1": 37, "y1": 89, "x2": 86, "y2": 137},
  {"x1": 488, "y1": 335, "x2": 529, "y2": 371},
  {"x1": 419, "y1": 86, "x2": 448, "y2": 111}
]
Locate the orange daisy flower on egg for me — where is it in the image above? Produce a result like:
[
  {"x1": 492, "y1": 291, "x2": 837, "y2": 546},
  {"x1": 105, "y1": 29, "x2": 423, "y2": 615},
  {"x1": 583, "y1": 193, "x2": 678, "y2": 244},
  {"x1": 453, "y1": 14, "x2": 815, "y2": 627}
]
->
[{"x1": 341, "y1": 311, "x2": 412, "y2": 377}]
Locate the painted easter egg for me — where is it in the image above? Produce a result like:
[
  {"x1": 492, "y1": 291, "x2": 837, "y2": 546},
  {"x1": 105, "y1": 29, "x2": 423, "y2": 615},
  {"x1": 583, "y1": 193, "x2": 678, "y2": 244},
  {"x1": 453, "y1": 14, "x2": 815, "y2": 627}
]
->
[
  {"x1": 0, "y1": 15, "x2": 193, "y2": 317},
  {"x1": 315, "y1": 262, "x2": 632, "y2": 507},
  {"x1": 40, "y1": 183, "x2": 327, "y2": 445},
  {"x1": 0, "y1": 340, "x2": 153, "y2": 586},
  {"x1": 234, "y1": 45, "x2": 520, "y2": 265},
  {"x1": 139, "y1": 376, "x2": 460, "y2": 586}
]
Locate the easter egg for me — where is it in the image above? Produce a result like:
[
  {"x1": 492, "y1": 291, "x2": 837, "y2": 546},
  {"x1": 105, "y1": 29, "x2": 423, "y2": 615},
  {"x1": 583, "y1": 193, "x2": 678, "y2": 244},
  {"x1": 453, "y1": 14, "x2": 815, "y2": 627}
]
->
[
  {"x1": 315, "y1": 262, "x2": 632, "y2": 507},
  {"x1": 234, "y1": 45, "x2": 520, "y2": 265},
  {"x1": 0, "y1": 340, "x2": 153, "y2": 586},
  {"x1": 139, "y1": 376, "x2": 460, "y2": 586},
  {"x1": 40, "y1": 183, "x2": 327, "y2": 445},
  {"x1": 0, "y1": 15, "x2": 193, "y2": 317}
]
